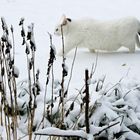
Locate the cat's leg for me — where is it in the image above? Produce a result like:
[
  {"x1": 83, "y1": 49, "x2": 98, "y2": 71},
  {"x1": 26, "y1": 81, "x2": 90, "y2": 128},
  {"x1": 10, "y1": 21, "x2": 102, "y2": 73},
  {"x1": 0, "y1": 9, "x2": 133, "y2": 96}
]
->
[
  {"x1": 126, "y1": 42, "x2": 135, "y2": 53},
  {"x1": 89, "y1": 48, "x2": 96, "y2": 53},
  {"x1": 128, "y1": 47, "x2": 135, "y2": 53},
  {"x1": 122, "y1": 40, "x2": 135, "y2": 53}
]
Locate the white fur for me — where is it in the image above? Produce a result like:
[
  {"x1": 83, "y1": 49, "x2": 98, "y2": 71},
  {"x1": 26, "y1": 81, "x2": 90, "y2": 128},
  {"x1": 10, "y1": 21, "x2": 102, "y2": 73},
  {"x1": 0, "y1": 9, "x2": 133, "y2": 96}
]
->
[{"x1": 54, "y1": 15, "x2": 140, "y2": 55}]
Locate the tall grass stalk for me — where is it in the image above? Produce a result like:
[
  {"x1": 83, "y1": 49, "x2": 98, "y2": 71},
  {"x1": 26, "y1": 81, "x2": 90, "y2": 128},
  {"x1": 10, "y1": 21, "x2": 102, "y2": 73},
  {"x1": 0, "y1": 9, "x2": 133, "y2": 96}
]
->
[
  {"x1": 60, "y1": 25, "x2": 65, "y2": 128},
  {"x1": 19, "y1": 19, "x2": 38, "y2": 140},
  {"x1": 85, "y1": 69, "x2": 90, "y2": 133},
  {"x1": 0, "y1": 17, "x2": 20, "y2": 140}
]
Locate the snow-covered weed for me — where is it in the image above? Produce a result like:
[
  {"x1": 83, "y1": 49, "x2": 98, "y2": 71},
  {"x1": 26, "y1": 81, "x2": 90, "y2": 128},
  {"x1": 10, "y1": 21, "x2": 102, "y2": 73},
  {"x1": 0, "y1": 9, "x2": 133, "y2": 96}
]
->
[{"x1": 0, "y1": 18, "x2": 140, "y2": 140}]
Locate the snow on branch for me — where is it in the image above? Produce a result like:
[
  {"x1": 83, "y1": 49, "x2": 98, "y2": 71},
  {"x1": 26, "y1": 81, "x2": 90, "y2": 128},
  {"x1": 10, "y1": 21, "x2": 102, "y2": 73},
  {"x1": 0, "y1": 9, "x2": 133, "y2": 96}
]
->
[{"x1": 35, "y1": 127, "x2": 88, "y2": 139}]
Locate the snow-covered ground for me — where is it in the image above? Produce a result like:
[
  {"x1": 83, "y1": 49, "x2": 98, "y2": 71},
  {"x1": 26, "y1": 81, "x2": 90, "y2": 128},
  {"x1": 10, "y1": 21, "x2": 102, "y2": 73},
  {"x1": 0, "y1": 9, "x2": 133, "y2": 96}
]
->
[
  {"x1": 1, "y1": 0, "x2": 140, "y2": 139},
  {"x1": 1, "y1": 0, "x2": 140, "y2": 85}
]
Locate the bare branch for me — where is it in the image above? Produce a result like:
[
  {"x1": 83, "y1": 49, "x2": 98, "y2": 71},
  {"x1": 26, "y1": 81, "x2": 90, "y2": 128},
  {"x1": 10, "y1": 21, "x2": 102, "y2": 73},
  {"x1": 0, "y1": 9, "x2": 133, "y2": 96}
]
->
[{"x1": 94, "y1": 121, "x2": 120, "y2": 136}]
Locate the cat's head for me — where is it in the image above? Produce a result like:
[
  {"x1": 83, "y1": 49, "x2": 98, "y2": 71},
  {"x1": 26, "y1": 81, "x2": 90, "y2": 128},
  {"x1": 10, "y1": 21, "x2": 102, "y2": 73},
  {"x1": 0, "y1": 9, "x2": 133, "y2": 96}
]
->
[{"x1": 54, "y1": 14, "x2": 72, "y2": 36}]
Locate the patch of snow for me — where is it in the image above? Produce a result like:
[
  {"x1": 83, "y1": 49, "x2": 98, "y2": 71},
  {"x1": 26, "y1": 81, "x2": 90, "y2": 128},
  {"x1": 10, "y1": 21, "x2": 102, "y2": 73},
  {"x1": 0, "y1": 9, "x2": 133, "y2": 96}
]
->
[{"x1": 35, "y1": 127, "x2": 88, "y2": 139}]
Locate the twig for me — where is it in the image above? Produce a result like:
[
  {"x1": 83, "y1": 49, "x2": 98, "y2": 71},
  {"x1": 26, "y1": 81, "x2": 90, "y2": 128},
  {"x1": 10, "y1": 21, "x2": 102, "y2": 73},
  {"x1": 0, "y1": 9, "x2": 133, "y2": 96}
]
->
[
  {"x1": 66, "y1": 47, "x2": 77, "y2": 94},
  {"x1": 11, "y1": 25, "x2": 15, "y2": 60},
  {"x1": 123, "y1": 85, "x2": 140, "y2": 98},
  {"x1": 90, "y1": 52, "x2": 98, "y2": 79},
  {"x1": 49, "y1": 33, "x2": 54, "y2": 126},
  {"x1": 93, "y1": 121, "x2": 120, "y2": 136},
  {"x1": 38, "y1": 32, "x2": 56, "y2": 131},
  {"x1": 60, "y1": 25, "x2": 65, "y2": 127},
  {"x1": 35, "y1": 133, "x2": 87, "y2": 140},
  {"x1": 104, "y1": 83, "x2": 120, "y2": 95},
  {"x1": 85, "y1": 69, "x2": 90, "y2": 133}
]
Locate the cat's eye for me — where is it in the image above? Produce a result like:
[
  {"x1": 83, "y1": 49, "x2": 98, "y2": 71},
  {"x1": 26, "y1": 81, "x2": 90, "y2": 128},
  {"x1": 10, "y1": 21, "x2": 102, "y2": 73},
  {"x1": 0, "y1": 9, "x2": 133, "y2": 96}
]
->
[{"x1": 55, "y1": 28, "x2": 58, "y2": 32}]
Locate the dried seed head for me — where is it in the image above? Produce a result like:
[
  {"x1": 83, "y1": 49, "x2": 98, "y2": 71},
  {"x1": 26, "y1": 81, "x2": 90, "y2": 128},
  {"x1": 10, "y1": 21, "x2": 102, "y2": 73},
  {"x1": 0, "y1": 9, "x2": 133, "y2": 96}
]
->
[
  {"x1": 11, "y1": 25, "x2": 14, "y2": 33},
  {"x1": 25, "y1": 42, "x2": 30, "y2": 54},
  {"x1": 19, "y1": 17, "x2": 25, "y2": 26},
  {"x1": 70, "y1": 102, "x2": 74, "y2": 111},
  {"x1": 1, "y1": 34, "x2": 7, "y2": 42},
  {"x1": 1, "y1": 17, "x2": 8, "y2": 34},
  {"x1": 21, "y1": 27, "x2": 25, "y2": 37},
  {"x1": 12, "y1": 66, "x2": 19, "y2": 78}
]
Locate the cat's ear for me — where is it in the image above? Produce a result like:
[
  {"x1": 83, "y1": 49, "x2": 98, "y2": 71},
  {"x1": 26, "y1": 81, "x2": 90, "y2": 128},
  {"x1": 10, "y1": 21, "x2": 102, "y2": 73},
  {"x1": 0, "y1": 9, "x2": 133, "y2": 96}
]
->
[
  {"x1": 66, "y1": 18, "x2": 72, "y2": 22},
  {"x1": 60, "y1": 14, "x2": 68, "y2": 26}
]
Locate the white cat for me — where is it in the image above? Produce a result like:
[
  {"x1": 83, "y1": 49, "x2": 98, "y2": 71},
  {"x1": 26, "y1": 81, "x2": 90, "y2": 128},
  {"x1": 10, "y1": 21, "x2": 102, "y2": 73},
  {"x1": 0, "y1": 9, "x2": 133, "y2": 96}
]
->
[{"x1": 54, "y1": 15, "x2": 140, "y2": 55}]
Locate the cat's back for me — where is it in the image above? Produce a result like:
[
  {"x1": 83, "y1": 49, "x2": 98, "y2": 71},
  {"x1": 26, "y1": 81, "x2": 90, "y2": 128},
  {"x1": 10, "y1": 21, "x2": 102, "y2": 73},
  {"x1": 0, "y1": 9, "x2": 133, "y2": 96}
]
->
[
  {"x1": 70, "y1": 18, "x2": 101, "y2": 32},
  {"x1": 74, "y1": 17, "x2": 139, "y2": 28},
  {"x1": 67, "y1": 16, "x2": 140, "y2": 39}
]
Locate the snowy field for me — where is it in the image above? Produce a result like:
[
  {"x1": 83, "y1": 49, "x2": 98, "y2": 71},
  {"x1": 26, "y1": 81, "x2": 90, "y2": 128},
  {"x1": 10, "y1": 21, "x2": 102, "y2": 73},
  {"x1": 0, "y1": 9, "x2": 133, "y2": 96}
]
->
[
  {"x1": 0, "y1": 0, "x2": 140, "y2": 84},
  {"x1": 1, "y1": 0, "x2": 140, "y2": 139}
]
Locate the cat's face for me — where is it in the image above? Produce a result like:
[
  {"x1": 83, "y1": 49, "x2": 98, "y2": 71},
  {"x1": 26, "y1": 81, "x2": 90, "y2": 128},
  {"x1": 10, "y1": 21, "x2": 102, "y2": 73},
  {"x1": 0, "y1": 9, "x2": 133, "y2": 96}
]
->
[
  {"x1": 54, "y1": 24, "x2": 68, "y2": 36},
  {"x1": 54, "y1": 15, "x2": 71, "y2": 36}
]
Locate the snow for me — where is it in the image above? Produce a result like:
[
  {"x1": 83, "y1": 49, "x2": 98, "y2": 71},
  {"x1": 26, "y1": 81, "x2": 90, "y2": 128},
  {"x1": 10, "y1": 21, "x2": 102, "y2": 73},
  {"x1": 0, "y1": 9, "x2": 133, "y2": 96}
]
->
[
  {"x1": 1, "y1": 0, "x2": 139, "y2": 85},
  {"x1": 1, "y1": 0, "x2": 140, "y2": 139},
  {"x1": 35, "y1": 127, "x2": 88, "y2": 139}
]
